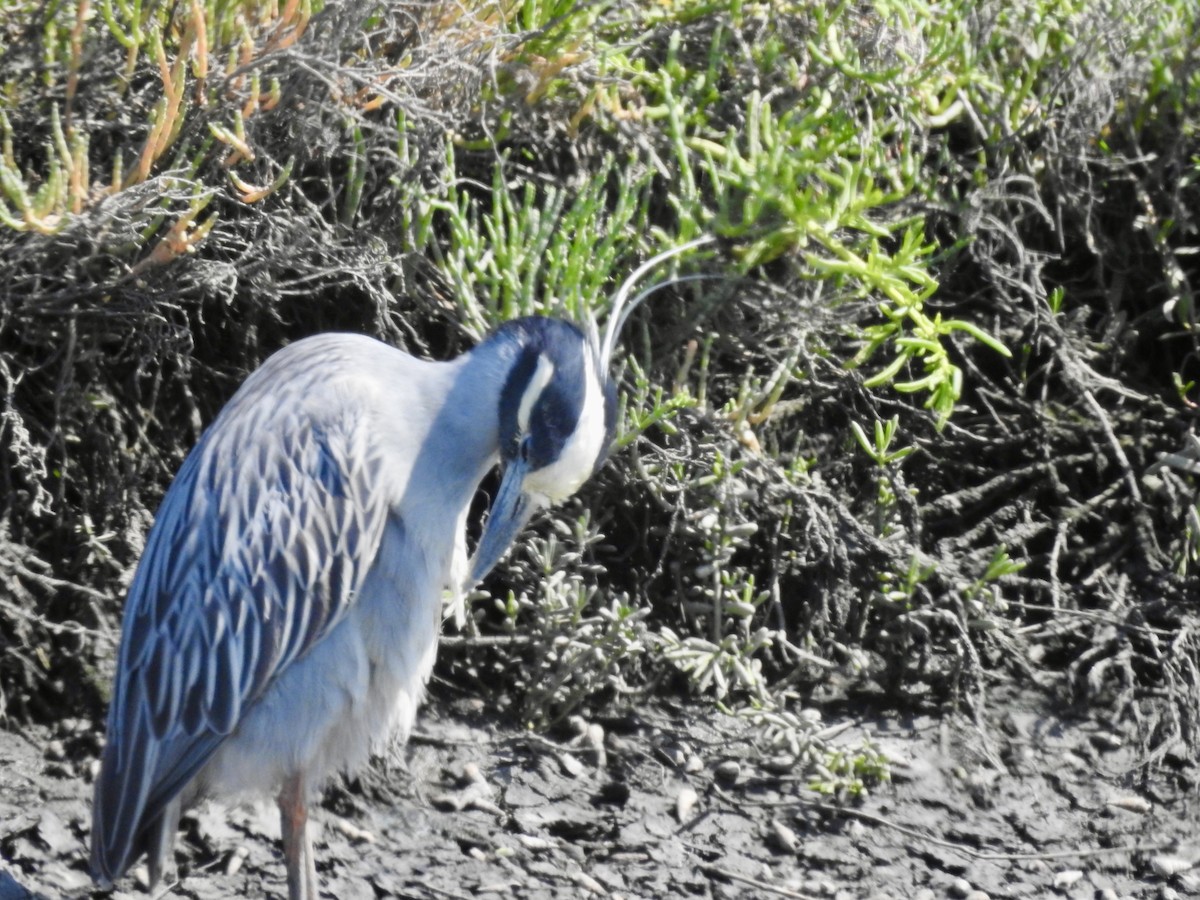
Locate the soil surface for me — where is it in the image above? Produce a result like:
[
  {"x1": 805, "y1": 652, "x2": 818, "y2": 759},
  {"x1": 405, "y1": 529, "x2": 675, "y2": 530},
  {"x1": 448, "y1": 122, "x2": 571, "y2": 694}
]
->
[{"x1": 1, "y1": 688, "x2": 1197, "y2": 900}]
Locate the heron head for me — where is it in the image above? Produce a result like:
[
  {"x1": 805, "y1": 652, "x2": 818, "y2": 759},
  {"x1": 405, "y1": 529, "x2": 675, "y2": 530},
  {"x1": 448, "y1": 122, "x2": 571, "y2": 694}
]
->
[
  {"x1": 468, "y1": 237, "x2": 714, "y2": 585},
  {"x1": 470, "y1": 317, "x2": 615, "y2": 582}
]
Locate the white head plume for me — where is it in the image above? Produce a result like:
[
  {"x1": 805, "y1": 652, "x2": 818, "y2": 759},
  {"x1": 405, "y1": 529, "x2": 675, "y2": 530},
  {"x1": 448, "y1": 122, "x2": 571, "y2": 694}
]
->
[{"x1": 589, "y1": 236, "x2": 716, "y2": 372}]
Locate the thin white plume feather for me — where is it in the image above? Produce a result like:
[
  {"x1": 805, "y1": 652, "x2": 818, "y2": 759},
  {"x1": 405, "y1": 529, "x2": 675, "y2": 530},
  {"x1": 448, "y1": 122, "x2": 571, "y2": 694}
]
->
[{"x1": 594, "y1": 236, "x2": 716, "y2": 371}]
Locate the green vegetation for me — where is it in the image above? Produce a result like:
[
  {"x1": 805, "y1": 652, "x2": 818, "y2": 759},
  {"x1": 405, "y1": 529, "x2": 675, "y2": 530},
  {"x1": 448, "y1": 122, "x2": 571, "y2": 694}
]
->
[{"x1": 2, "y1": 0, "x2": 1200, "y2": 777}]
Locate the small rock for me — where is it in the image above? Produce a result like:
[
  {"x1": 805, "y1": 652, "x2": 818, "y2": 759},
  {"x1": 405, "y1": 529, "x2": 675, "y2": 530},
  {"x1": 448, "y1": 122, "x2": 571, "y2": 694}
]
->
[
  {"x1": 331, "y1": 817, "x2": 376, "y2": 844},
  {"x1": 557, "y1": 752, "x2": 586, "y2": 778},
  {"x1": 517, "y1": 834, "x2": 554, "y2": 851},
  {"x1": 1052, "y1": 869, "x2": 1083, "y2": 888},
  {"x1": 964, "y1": 892, "x2": 990, "y2": 900},
  {"x1": 684, "y1": 754, "x2": 703, "y2": 774},
  {"x1": 714, "y1": 760, "x2": 741, "y2": 782},
  {"x1": 585, "y1": 724, "x2": 607, "y2": 769},
  {"x1": 1107, "y1": 795, "x2": 1152, "y2": 814},
  {"x1": 570, "y1": 869, "x2": 607, "y2": 895},
  {"x1": 676, "y1": 785, "x2": 698, "y2": 822},
  {"x1": 658, "y1": 745, "x2": 687, "y2": 768},
  {"x1": 950, "y1": 878, "x2": 973, "y2": 898},
  {"x1": 788, "y1": 878, "x2": 836, "y2": 896},
  {"x1": 767, "y1": 819, "x2": 799, "y2": 853},
  {"x1": 225, "y1": 845, "x2": 249, "y2": 876},
  {"x1": 1151, "y1": 854, "x2": 1194, "y2": 877},
  {"x1": 761, "y1": 754, "x2": 796, "y2": 774}
]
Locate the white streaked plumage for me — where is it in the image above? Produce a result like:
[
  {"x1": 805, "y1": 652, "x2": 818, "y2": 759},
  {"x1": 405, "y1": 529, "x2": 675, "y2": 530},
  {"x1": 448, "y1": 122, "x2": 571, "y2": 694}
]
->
[
  {"x1": 92, "y1": 334, "x2": 511, "y2": 893},
  {"x1": 91, "y1": 239, "x2": 711, "y2": 899}
]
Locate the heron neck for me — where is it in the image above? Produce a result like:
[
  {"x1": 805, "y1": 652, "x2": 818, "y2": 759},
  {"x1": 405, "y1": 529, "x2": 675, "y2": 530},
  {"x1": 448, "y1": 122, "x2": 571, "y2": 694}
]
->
[{"x1": 403, "y1": 329, "x2": 522, "y2": 511}]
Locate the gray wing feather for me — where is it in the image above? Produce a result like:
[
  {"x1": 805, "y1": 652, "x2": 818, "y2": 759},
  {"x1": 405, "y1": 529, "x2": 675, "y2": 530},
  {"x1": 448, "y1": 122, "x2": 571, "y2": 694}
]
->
[{"x1": 91, "y1": 355, "x2": 390, "y2": 884}]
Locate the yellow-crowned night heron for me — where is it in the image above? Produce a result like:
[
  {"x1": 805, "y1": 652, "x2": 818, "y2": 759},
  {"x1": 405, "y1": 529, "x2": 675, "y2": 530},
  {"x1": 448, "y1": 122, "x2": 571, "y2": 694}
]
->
[{"x1": 90, "y1": 243, "x2": 702, "y2": 898}]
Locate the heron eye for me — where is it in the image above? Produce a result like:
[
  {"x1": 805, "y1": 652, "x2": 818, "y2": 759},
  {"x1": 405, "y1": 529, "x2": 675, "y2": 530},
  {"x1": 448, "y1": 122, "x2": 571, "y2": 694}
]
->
[{"x1": 518, "y1": 436, "x2": 532, "y2": 463}]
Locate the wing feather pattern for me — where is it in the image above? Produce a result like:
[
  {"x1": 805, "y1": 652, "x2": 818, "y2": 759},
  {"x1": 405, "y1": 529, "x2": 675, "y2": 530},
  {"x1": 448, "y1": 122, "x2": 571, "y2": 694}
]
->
[{"x1": 91, "y1": 347, "x2": 391, "y2": 885}]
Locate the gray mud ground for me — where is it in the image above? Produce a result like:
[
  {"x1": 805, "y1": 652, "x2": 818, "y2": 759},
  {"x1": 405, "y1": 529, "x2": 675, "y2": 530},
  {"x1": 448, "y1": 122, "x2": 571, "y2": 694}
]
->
[{"x1": 2, "y1": 688, "x2": 1197, "y2": 899}]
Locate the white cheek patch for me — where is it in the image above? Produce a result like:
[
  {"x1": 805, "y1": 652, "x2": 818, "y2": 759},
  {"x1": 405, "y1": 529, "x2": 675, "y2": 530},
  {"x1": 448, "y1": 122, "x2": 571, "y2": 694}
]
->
[
  {"x1": 525, "y1": 358, "x2": 607, "y2": 503},
  {"x1": 518, "y1": 354, "x2": 555, "y2": 433}
]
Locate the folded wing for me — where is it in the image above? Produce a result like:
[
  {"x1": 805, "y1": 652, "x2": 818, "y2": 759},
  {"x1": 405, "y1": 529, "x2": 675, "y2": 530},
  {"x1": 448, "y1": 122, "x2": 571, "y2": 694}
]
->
[{"x1": 91, "y1": 368, "x2": 390, "y2": 884}]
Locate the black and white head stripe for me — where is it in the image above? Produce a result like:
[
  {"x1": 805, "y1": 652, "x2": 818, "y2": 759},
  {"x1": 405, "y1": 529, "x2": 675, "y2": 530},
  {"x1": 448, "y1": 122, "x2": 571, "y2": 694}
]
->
[
  {"x1": 496, "y1": 318, "x2": 612, "y2": 501},
  {"x1": 523, "y1": 345, "x2": 609, "y2": 502},
  {"x1": 494, "y1": 238, "x2": 713, "y2": 501},
  {"x1": 470, "y1": 240, "x2": 713, "y2": 584}
]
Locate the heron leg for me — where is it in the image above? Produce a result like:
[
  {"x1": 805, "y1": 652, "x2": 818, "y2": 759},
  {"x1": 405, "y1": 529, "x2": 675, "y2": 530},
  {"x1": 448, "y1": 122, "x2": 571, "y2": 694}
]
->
[{"x1": 277, "y1": 772, "x2": 318, "y2": 900}]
